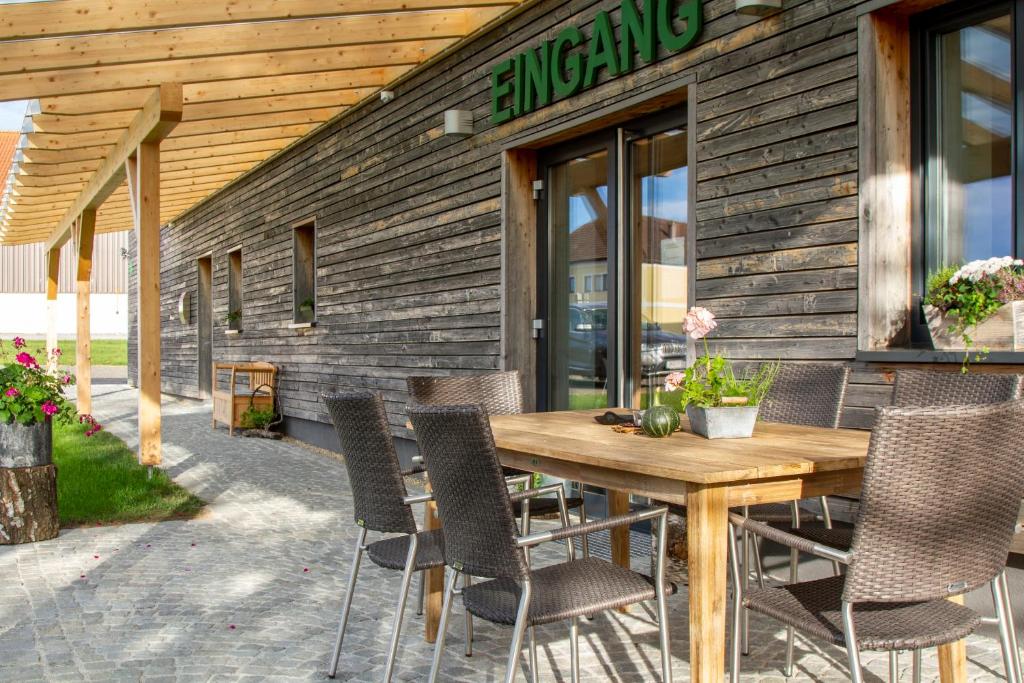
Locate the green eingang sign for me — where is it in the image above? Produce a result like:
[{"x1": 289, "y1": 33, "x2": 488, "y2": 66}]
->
[{"x1": 490, "y1": 0, "x2": 703, "y2": 124}]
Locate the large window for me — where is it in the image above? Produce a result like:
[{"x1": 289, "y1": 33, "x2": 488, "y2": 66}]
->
[{"x1": 915, "y1": 1, "x2": 1021, "y2": 298}]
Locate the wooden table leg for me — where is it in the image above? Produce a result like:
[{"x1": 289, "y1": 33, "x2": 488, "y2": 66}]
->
[
  {"x1": 687, "y1": 484, "x2": 729, "y2": 683},
  {"x1": 608, "y1": 489, "x2": 631, "y2": 568},
  {"x1": 423, "y1": 498, "x2": 444, "y2": 643},
  {"x1": 937, "y1": 595, "x2": 968, "y2": 683}
]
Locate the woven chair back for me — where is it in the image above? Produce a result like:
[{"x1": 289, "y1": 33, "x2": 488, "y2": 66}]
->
[
  {"x1": 892, "y1": 368, "x2": 1022, "y2": 406},
  {"x1": 759, "y1": 363, "x2": 850, "y2": 428},
  {"x1": 322, "y1": 391, "x2": 416, "y2": 535},
  {"x1": 843, "y1": 400, "x2": 1024, "y2": 603},
  {"x1": 407, "y1": 403, "x2": 529, "y2": 581},
  {"x1": 406, "y1": 371, "x2": 524, "y2": 415}
]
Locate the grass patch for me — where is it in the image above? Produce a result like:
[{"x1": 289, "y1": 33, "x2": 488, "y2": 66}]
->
[
  {"x1": 54, "y1": 421, "x2": 204, "y2": 526},
  {"x1": 0, "y1": 338, "x2": 127, "y2": 366}
]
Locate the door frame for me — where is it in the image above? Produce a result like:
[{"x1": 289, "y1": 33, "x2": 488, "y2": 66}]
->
[{"x1": 197, "y1": 254, "x2": 213, "y2": 398}]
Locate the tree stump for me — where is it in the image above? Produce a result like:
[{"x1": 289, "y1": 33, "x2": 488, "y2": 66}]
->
[{"x1": 0, "y1": 465, "x2": 59, "y2": 545}]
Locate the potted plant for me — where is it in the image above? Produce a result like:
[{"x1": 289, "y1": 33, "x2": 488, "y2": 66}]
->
[
  {"x1": 296, "y1": 297, "x2": 315, "y2": 323},
  {"x1": 1, "y1": 338, "x2": 101, "y2": 544},
  {"x1": 224, "y1": 309, "x2": 242, "y2": 331},
  {"x1": 923, "y1": 257, "x2": 1024, "y2": 366},
  {"x1": 663, "y1": 308, "x2": 778, "y2": 439}
]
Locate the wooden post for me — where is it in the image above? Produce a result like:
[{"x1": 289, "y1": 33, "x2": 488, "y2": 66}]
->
[
  {"x1": 44, "y1": 247, "x2": 60, "y2": 372},
  {"x1": 129, "y1": 142, "x2": 161, "y2": 467},
  {"x1": 686, "y1": 483, "x2": 729, "y2": 683},
  {"x1": 937, "y1": 595, "x2": 968, "y2": 683},
  {"x1": 75, "y1": 209, "x2": 96, "y2": 415}
]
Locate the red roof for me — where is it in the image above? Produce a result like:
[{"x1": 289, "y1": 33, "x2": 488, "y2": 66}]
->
[{"x1": 0, "y1": 131, "x2": 17, "y2": 184}]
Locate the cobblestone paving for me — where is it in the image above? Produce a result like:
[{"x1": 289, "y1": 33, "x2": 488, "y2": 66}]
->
[{"x1": 0, "y1": 384, "x2": 1018, "y2": 682}]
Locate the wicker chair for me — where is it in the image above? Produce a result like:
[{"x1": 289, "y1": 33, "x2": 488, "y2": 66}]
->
[
  {"x1": 406, "y1": 371, "x2": 588, "y2": 538},
  {"x1": 321, "y1": 391, "x2": 445, "y2": 682},
  {"x1": 729, "y1": 400, "x2": 1024, "y2": 683},
  {"x1": 408, "y1": 402, "x2": 673, "y2": 683},
  {"x1": 738, "y1": 364, "x2": 850, "y2": 664}
]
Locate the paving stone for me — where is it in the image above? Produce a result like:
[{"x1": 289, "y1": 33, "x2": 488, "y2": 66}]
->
[{"x1": 0, "y1": 384, "x2": 1018, "y2": 681}]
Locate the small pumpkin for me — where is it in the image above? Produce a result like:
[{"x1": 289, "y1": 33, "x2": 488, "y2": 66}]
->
[{"x1": 641, "y1": 405, "x2": 680, "y2": 438}]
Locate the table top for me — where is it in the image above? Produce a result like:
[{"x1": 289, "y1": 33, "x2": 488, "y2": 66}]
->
[{"x1": 489, "y1": 409, "x2": 871, "y2": 485}]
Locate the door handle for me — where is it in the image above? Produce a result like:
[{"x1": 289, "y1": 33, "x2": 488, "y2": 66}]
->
[{"x1": 531, "y1": 319, "x2": 544, "y2": 339}]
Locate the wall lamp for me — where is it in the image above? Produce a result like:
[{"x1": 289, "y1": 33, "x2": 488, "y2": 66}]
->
[{"x1": 736, "y1": 0, "x2": 782, "y2": 15}]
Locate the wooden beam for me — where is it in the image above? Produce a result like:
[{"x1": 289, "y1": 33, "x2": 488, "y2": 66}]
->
[
  {"x1": 0, "y1": 0, "x2": 520, "y2": 40},
  {"x1": 0, "y1": 10, "x2": 482, "y2": 74},
  {"x1": 129, "y1": 142, "x2": 161, "y2": 467},
  {"x1": 38, "y1": 67, "x2": 403, "y2": 115},
  {"x1": 45, "y1": 247, "x2": 59, "y2": 371},
  {"x1": 44, "y1": 84, "x2": 182, "y2": 252},
  {"x1": 75, "y1": 209, "x2": 95, "y2": 416},
  {"x1": 0, "y1": 40, "x2": 451, "y2": 99}
]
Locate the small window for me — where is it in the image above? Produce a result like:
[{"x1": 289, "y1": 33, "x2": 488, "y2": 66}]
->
[
  {"x1": 292, "y1": 221, "x2": 316, "y2": 323},
  {"x1": 584, "y1": 275, "x2": 593, "y2": 292},
  {"x1": 227, "y1": 248, "x2": 243, "y2": 331},
  {"x1": 569, "y1": 275, "x2": 576, "y2": 294}
]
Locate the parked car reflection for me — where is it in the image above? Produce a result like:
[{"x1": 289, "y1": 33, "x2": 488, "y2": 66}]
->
[{"x1": 568, "y1": 304, "x2": 687, "y2": 383}]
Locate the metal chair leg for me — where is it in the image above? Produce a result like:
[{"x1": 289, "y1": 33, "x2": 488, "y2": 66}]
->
[
  {"x1": 784, "y1": 503, "x2": 800, "y2": 677},
  {"x1": 521, "y1": 497, "x2": 532, "y2": 565},
  {"x1": 528, "y1": 626, "x2": 539, "y2": 683},
  {"x1": 820, "y1": 496, "x2": 841, "y2": 575},
  {"x1": 742, "y1": 522, "x2": 751, "y2": 656},
  {"x1": 728, "y1": 525, "x2": 743, "y2": 683},
  {"x1": 328, "y1": 527, "x2": 366, "y2": 679},
  {"x1": 888, "y1": 652, "x2": 898, "y2": 682},
  {"x1": 569, "y1": 617, "x2": 580, "y2": 683},
  {"x1": 428, "y1": 569, "x2": 460, "y2": 683},
  {"x1": 504, "y1": 579, "x2": 533, "y2": 683},
  {"x1": 383, "y1": 534, "x2": 418, "y2": 682},
  {"x1": 417, "y1": 570, "x2": 425, "y2": 616},
  {"x1": 842, "y1": 601, "x2": 865, "y2": 683},
  {"x1": 999, "y1": 571, "x2": 1023, "y2": 683},
  {"x1": 654, "y1": 511, "x2": 672, "y2": 683},
  {"x1": 751, "y1": 533, "x2": 766, "y2": 588},
  {"x1": 578, "y1": 492, "x2": 590, "y2": 559},
  {"x1": 912, "y1": 649, "x2": 922, "y2": 683},
  {"x1": 464, "y1": 574, "x2": 474, "y2": 657},
  {"x1": 993, "y1": 574, "x2": 1020, "y2": 683}
]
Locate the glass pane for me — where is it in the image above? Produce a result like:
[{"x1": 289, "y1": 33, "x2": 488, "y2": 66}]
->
[
  {"x1": 630, "y1": 129, "x2": 690, "y2": 410},
  {"x1": 928, "y1": 12, "x2": 1013, "y2": 275},
  {"x1": 547, "y1": 149, "x2": 610, "y2": 411}
]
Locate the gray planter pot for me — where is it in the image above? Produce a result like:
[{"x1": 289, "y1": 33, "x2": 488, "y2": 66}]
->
[
  {"x1": 0, "y1": 420, "x2": 53, "y2": 468},
  {"x1": 685, "y1": 405, "x2": 759, "y2": 439}
]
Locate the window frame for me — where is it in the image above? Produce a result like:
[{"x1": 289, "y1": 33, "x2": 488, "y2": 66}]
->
[
  {"x1": 291, "y1": 219, "x2": 317, "y2": 325},
  {"x1": 226, "y1": 247, "x2": 243, "y2": 333},
  {"x1": 910, "y1": 0, "x2": 1022, "y2": 344}
]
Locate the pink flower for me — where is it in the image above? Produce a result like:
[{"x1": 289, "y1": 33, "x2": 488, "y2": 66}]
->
[
  {"x1": 12, "y1": 336, "x2": 25, "y2": 349},
  {"x1": 62, "y1": 375, "x2": 72, "y2": 385},
  {"x1": 51, "y1": 347, "x2": 62, "y2": 358},
  {"x1": 683, "y1": 307, "x2": 718, "y2": 340},
  {"x1": 15, "y1": 352, "x2": 39, "y2": 369},
  {"x1": 4, "y1": 387, "x2": 18, "y2": 398},
  {"x1": 40, "y1": 401, "x2": 59, "y2": 417},
  {"x1": 663, "y1": 372, "x2": 686, "y2": 392}
]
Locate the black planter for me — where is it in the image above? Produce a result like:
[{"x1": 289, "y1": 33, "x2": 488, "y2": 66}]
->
[{"x1": 0, "y1": 419, "x2": 53, "y2": 468}]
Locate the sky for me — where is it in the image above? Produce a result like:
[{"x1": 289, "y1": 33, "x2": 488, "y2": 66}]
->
[{"x1": 0, "y1": 100, "x2": 27, "y2": 131}]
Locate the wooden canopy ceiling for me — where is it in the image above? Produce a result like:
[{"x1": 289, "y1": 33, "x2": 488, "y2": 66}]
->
[{"x1": 0, "y1": 0, "x2": 523, "y2": 245}]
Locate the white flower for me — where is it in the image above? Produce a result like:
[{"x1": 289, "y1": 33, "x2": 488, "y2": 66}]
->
[{"x1": 949, "y1": 256, "x2": 1023, "y2": 285}]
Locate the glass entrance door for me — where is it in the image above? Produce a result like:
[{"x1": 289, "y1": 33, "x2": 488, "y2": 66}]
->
[{"x1": 540, "y1": 108, "x2": 691, "y2": 412}]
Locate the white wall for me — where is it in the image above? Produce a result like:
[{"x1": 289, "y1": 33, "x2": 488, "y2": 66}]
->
[{"x1": 0, "y1": 293, "x2": 128, "y2": 338}]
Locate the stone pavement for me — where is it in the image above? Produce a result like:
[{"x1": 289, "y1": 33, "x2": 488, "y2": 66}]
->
[{"x1": 0, "y1": 383, "x2": 1019, "y2": 682}]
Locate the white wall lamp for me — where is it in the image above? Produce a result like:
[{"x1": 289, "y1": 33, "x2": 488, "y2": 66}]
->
[
  {"x1": 443, "y1": 110, "x2": 474, "y2": 137},
  {"x1": 379, "y1": 90, "x2": 395, "y2": 103},
  {"x1": 736, "y1": 0, "x2": 782, "y2": 15}
]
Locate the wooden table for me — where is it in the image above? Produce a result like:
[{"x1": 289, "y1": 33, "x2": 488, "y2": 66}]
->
[{"x1": 420, "y1": 409, "x2": 968, "y2": 682}]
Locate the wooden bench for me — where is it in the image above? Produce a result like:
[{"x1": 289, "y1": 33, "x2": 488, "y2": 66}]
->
[{"x1": 212, "y1": 362, "x2": 277, "y2": 436}]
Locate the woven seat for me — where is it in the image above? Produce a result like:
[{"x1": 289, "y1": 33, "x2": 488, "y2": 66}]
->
[
  {"x1": 366, "y1": 529, "x2": 446, "y2": 571},
  {"x1": 748, "y1": 502, "x2": 820, "y2": 524},
  {"x1": 463, "y1": 557, "x2": 658, "y2": 626},
  {"x1": 781, "y1": 523, "x2": 854, "y2": 550},
  {"x1": 744, "y1": 576, "x2": 980, "y2": 651}
]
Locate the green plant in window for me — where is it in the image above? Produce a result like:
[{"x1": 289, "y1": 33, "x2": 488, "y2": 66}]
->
[
  {"x1": 224, "y1": 309, "x2": 242, "y2": 325},
  {"x1": 297, "y1": 297, "x2": 315, "y2": 322},
  {"x1": 924, "y1": 257, "x2": 1024, "y2": 371}
]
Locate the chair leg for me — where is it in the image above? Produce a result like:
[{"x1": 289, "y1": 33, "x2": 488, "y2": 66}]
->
[
  {"x1": 569, "y1": 617, "x2": 580, "y2": 683},
  {"x1": 521, "y1": 498, "x2": 532, "y2": 565},
  {"x1": 528, "y1": 626, "x2": 539, "y2": 683},
  {"x1": 783, "y1": 547, "x2": 798, "y2": 676},
  {"x1": 383, "y1": 534, "x2": 418, "y2": 682},
  {"x1": 751, "y1": 534, "x2": 766, "y2": 589},
  {"x1": 504, "y1": 579, "x2": 533, "y2": 683},
  {"x1": 841, "y1": 601, "x2": 865, "y2": 683},
  {"x1": 417, "y1": 570, "x2": 425, "y2": 616},
  {"x1": 742, "y1": 524, "x2": 751, "y2": 656},
  {"x1": 727, "y1": 525, "x2": 743, "y2": 683},
  {"x1": 578, "y1": 491, "x2": 590, "y2": 559},
  {"x1": 328, "y1": 527, "x2": 366, "y2": 679},
  {"x1": 999, "y1": 571, "x2": 1023, "y2": 683},
  {"x1": 428, "y1": 568, "x2": 461, "y2": 683},
  {"x1": 993, "y1": 574, "x2": 1020, "y2": 683},
  {"x1": 820, "y1": 496, "x2": 841, "y2": 575},
  {"x1": 464, "y1": 574, "x2": 474, "y2": 657},
  {"x1": 654, "y1": 511, "x2": 672, "y2": 683},
  {"x1": 888, "y1": 652, "x2": 898, "y2": 682},
  {"x1": 912, "y1": 649, "x2": 922, "y2": 683}
]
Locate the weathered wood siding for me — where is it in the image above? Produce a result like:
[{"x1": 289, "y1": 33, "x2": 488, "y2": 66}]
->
[{"x1": 138, "y1": 0, "x2": 869, "y2": 435}]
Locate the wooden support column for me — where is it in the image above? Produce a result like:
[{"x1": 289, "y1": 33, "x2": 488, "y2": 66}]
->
[
  {"x1": 44, "y1": 247, "x2": 60, "y2": 372},
  {"x1": 74, "y1": 209, "x2": 96, "y2": 415},
  {"x1": 128, "y1": 142, "x2": 162, "y2": 467}
]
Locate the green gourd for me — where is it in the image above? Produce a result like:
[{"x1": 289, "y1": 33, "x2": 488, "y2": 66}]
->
[{"x1": 641, "y1": 405, "x2": 680, "y2": 438}]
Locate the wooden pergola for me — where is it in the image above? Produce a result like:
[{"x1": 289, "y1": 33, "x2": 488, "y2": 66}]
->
[{"x1": 0, "y1": 0, "x2": 524, "y2": 465}]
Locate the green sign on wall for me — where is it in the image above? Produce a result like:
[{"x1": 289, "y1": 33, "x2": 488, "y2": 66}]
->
[{"x1": 490, "y1": 0, "x2": 703, "y2": 124}]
